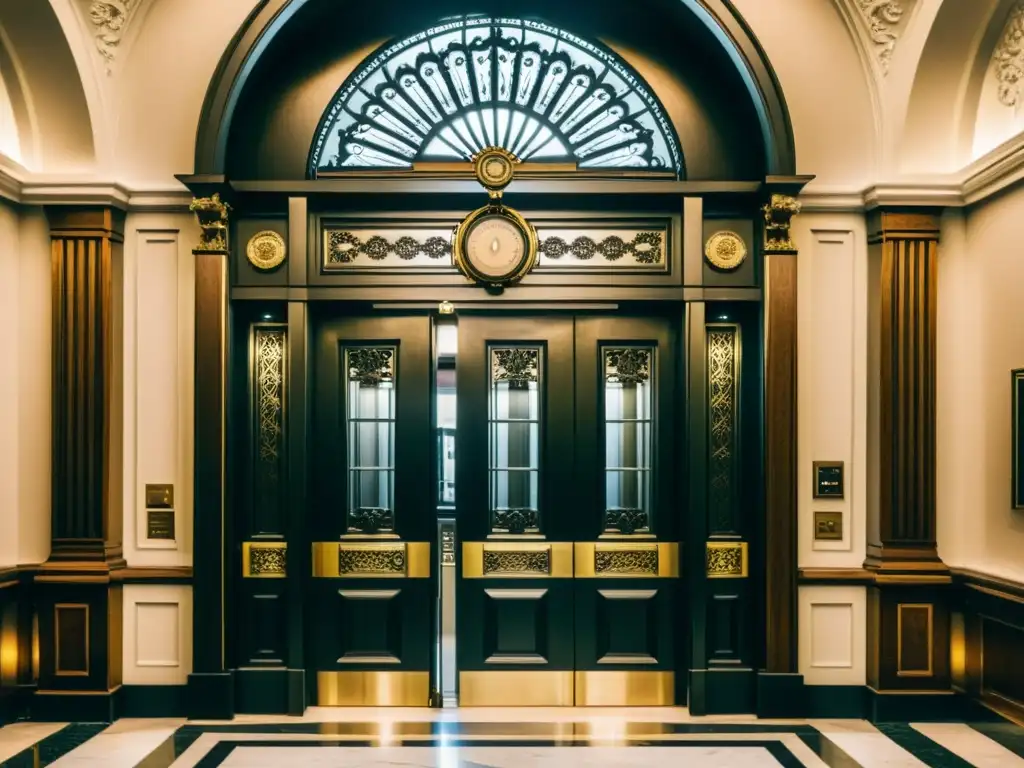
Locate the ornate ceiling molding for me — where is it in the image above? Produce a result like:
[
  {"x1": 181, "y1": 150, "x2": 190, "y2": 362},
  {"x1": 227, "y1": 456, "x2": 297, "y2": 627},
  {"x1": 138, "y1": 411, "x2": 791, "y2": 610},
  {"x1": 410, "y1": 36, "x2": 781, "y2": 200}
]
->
[
  {"x1": 83, "y1": 1, "x2": 141, "y2": 71},
  {"x1": 992, "y1": 2, "x2": 1024, "y2": 108},
  {"x1": 854, "y1": 0, "x2": 907, "y2": 74}
]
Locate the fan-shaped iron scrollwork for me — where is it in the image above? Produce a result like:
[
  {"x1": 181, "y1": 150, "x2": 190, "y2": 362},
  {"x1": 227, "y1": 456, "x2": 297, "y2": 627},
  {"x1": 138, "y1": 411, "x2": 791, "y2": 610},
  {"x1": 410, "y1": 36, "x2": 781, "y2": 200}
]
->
[{"x1": 311, "y1": 17, "x2": 682, "y2": 176}]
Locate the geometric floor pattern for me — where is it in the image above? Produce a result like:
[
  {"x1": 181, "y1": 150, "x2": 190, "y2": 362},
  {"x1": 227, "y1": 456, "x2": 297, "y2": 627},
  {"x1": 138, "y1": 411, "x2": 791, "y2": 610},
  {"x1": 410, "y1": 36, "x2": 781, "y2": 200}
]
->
[{"x1": 0, "y1": 709, "x2": 1022, "y2": 767}]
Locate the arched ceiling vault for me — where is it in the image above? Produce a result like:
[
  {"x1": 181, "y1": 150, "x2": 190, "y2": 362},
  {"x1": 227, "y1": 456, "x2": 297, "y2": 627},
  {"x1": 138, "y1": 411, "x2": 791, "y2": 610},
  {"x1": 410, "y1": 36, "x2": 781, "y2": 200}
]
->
[{"x1": 0, "y1": 0, "x2": 1017, "y2": 201}]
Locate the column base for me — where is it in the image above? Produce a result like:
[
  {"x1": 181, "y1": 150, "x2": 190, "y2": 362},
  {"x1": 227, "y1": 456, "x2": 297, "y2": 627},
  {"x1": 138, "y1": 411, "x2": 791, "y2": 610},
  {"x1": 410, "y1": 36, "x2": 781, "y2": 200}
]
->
[
  {"x1": 234, "y1": 668, "x2": 306, "y2": 715},
  {"x1": 867, "y1": 687, "x2": 963, "y2": 722},
  {"x1": 33, "y1": 686, "x2": 125, "y2": 722},
  {"x1": 187, "y1": 672, "x2": 235, "y2": 720},
  {"x1": 756, "y1": 673, "x2": 804, "y2": 718}
]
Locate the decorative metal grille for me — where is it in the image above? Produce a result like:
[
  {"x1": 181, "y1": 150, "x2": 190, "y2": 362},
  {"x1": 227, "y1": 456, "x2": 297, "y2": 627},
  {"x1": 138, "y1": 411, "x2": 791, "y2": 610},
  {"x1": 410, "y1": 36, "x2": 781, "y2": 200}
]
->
[
  {"x1": 594, "y1": 548, "x2": 658, "y2": 575},
  {"x1": 249, "y1": 546, "x2": 287, "y2": 577},
  {"x1": 707, "y1": 326, "x2": 739, "y2": 534},
  {"x1": 539, "y1": 232, "x2": 662, "y2": 263},
  {"x1": 255, "y1": 328, "x2": 285, "y2": 467},
  {"x1": 483, "y1": 549, "x2": 551, "y2": 575},
  {"x1": 310, "y1": 16, "x2": 682, "y2": 175}
]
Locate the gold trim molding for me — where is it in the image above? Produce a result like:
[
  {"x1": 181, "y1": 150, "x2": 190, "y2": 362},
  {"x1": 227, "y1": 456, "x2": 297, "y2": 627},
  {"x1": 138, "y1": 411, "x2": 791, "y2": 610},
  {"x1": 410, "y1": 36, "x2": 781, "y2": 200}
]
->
[
  {"x1": 575, "y1": 543, "x2": 678, "y2": 578},
  {"x1": 312, "y1": 542, "x2": 430, "y2": 578},
  {"x1": 462, "y1": 542, "x2": 573, "y2": 578},
  {"x1": 706, "y1": 541, "x2": 748, "y2": 578},
  {"x1": 460, "y1": 671, "x2": 574, "y2": 706},
  {"x1": 574, "y1": 671, "x2": 674, "y2": 706},
  {"x1": 242, "y1": 542, "x2": 287, "y2": 578},
  {"x1": 317, "y1": 671, "x2": 429, "y2": 706}
]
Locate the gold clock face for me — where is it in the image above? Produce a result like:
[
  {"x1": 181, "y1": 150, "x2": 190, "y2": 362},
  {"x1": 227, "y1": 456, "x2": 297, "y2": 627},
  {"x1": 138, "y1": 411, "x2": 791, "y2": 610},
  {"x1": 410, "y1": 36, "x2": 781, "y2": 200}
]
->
[{"x1": 454, "y1": 206, "x2": 537, "y2": 287}]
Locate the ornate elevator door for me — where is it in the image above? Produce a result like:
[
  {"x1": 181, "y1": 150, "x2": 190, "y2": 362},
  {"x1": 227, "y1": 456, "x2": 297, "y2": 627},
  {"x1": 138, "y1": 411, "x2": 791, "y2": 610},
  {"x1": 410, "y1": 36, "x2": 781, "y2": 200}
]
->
[
  {"x1": 456, "y1": 313, "x2": 681, "y2": 706},
  {"x1": 308, "y1": 314, "x2": 435, "y2": 706}
]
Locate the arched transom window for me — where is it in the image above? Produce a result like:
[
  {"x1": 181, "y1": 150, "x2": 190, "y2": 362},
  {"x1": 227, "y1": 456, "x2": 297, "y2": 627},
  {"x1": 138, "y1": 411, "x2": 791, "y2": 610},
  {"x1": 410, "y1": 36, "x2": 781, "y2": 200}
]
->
[{"x1": 310, "y1": 16, "x2": 683, "y2": 177}]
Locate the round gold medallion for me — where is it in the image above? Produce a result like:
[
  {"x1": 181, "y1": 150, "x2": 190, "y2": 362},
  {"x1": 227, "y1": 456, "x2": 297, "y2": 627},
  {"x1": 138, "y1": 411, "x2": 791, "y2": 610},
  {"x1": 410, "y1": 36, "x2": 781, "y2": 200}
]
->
[
  {"x1": 704, "y1": 230, "x2": 748, "y2": 271},
  {"x1": 473, "y1": 147, "x2": 517, "y2": 194},
  {"x1": 453, "y1": 205, "x2": 538, "y2": 289},
  {"x1": 246, "y1": 230, "x2": 287, "y2": 271}
]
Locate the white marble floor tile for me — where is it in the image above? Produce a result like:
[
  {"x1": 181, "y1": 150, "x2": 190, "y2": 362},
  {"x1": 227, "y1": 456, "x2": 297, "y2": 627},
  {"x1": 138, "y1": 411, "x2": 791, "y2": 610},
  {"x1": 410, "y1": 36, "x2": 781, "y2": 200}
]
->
[
  {"x1": 912, "y1": 722, "x2": 1024, "y2": 767},
  {"x1": 49, "y1": 719, "x2": 181, "y2": 767},
  {"x1": 0, "y1": 721, "x2": 67, "y2": 762},
  {"x1": 810, "y1": 720, "x2": 928, "y2": 767},
  {"x1": 217, "y1": 745, "x2": 790, "y2": 768}
]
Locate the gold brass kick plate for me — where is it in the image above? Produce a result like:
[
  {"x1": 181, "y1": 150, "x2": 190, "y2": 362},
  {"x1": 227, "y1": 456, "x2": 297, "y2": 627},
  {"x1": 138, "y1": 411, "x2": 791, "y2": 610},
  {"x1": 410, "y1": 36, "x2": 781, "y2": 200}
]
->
[{"x1": 814, "y1": 511, "x2": 843, "y2": 540}]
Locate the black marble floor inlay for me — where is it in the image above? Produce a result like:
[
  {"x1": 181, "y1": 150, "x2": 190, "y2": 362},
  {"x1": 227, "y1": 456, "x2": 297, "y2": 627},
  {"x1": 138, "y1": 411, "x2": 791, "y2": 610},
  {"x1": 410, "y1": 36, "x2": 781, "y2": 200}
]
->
[{"x1": 873, "y1": 724, "x2": 976, "y2": 768}]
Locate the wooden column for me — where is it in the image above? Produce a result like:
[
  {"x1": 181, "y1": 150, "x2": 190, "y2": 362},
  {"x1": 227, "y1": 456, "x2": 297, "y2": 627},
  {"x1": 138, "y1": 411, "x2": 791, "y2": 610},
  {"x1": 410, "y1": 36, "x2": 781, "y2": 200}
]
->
[
  {"x1": 35, "y1": 207, "x2": 126, "y2": 721},
  {"x1": 759, "y1": 192, "x2": 802, "y2": 715},
  {"x1": 186, "y1": 193, "x2": 234, "y2": 719},
  {"x1": 865, "y1": 210, "x2": 951, "y2": 719}
]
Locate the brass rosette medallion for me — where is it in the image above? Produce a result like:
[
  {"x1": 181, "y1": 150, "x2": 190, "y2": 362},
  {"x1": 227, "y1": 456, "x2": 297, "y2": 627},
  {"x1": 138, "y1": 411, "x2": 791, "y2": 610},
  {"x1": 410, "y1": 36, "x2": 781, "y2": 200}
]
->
[
  {"x1": 704, "y1": 230, "x2": 747, "y2": 271},
  {"x1": 473, "y1": 146, "x2": 518, "y2": 195},
  {"x1": 246, "y1": 230, "x2": 287, "y2": 271}
]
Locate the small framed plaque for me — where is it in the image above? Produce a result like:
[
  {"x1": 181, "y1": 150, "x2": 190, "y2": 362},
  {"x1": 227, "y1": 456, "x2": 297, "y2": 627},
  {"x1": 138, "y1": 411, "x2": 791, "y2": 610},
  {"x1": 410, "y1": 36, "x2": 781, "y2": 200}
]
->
[
  {"x1": 1014, "y1": 370, "x2": 1024, "y2": 509},
  {"x1": 813, "y1": 461, "x2": 844, "y2": 499},
  {"x1": 147, "y1": 509, "x2": 175, "y2": 540}
]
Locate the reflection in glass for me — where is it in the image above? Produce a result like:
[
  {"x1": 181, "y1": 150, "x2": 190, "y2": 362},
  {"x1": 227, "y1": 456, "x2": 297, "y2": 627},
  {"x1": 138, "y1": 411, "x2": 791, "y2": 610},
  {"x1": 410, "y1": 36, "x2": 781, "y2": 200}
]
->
[
  {"x1": 345, "y1": 347, "x2": 396, "y2": 534},
  {"x1": 489, "y1": 347, "x2": 541, "y2": 534},
  {"x1": 436, "y1": 322, "x2": 457, "y2": 507},
  {"x1": 603, "y1": 348, "x2": 653, "y2": 535}
]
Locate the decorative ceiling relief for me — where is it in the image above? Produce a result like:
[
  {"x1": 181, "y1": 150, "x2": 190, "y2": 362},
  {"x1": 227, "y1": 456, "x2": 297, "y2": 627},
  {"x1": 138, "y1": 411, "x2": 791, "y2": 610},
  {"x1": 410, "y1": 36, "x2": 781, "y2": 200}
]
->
[
  {"x1": 84, "y1": 0, "x2": 141, "y2": 71},
  {"x1": 855, "y1": 0, "x2": 906, "y2": 74},
  {"x1": 993, "y1": 3, "x2": 1024, "y2": 107},
  {"x1": 310, "y1": 16, "x2": 682, "y2": 176}
]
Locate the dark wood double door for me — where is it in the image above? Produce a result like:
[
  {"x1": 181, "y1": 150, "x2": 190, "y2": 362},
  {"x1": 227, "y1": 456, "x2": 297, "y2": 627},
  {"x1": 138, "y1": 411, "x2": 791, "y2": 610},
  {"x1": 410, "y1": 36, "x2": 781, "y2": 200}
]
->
[
  {"x1": 456, "y1": 313, "x2": 682, "y2": 706},
  {"x1": 307, "y1": 310, "x2": 681, "y2": 706}
]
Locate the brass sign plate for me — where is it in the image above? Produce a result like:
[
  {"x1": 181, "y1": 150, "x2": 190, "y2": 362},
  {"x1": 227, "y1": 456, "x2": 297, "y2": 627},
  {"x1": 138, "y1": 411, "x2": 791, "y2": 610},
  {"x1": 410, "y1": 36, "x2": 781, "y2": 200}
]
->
[
  {"x1": 145, "y1": 484, "x2": 173, "y2": 508},
  {"x1": 813, "y1": 461, "x2": 845, "y2": 499},
  {"x1": 147, "y1": 509, "x2": 175, "y2": 540},
  {"x1": 814, "y1": 511, "x2": 843, "y2": 541}
]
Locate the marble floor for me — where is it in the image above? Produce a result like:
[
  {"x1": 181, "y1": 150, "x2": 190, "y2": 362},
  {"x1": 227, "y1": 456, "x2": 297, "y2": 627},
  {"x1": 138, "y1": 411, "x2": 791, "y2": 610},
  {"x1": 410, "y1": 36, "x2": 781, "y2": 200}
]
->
[{"x1": 0, "y1": 709, "x2": 1021, "y2": 768}]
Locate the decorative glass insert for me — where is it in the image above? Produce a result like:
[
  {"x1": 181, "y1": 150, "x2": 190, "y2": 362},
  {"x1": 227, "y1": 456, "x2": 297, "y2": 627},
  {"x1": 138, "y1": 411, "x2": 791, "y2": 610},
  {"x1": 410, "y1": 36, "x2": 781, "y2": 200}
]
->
[
  {"x1": 603, "y1": 348, "x2": 653, "y2": 535},
  {"x1": 489, "y1": 347, "x2": 542, "y2": 534},
  {"x1": 345, "y1": 347, "x2": 396, "y2": 534},
  {"x1": 310, "y1": 16, "x2": 682, "y2": 176}
]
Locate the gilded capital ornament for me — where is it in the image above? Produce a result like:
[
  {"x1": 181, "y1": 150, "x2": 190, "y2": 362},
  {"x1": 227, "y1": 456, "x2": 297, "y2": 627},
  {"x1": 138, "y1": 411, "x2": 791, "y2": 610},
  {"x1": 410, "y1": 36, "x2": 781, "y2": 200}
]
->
[
  {"x1": 190, "y1": 193, "x2": 231, "y2": 252},
  {"x1": 762, "y1": 194, "x2": 801, "y2": 253}
]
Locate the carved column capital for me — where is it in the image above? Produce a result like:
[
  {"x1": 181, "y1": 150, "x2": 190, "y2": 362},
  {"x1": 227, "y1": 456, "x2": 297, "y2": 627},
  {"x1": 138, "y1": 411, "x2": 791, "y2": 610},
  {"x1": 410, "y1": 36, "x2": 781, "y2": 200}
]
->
[
  {"x1": 762, "y1": 194, "x2": 801, "y2": 253},
  {"x1": 190, "y1": 193, "x2": 231, "y2": 253}
]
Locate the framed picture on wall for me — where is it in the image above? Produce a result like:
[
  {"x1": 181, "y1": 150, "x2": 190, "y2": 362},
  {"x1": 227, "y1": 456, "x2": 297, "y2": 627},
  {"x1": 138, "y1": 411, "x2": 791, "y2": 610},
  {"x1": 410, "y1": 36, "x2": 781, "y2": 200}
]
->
[{"x1": 1015, "y1": 369, "x2": 1024, "y2": 509}]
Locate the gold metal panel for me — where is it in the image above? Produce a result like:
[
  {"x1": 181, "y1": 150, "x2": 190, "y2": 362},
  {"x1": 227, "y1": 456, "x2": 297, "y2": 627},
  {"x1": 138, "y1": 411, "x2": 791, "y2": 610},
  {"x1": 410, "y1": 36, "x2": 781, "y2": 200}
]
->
[
  {"x1": 316, "y1": 671, "x2": 429, "y2": 706},
  {"x1": 311, "y1": 542, "x2": 430, "y2": 578},
  {"x1": 462, "y1": 542, "x2": 573, "y2": 578},
  {"x1": 459, "y1": 671, "x2": 574, "y2": 706},
  {"x1": 574, "y1": 671, "x2": 675, "y2": 706},
  {"x1": 242, "y1": 542, "x2": 287, "y2": 578},
  {"x1": 706, "y1": 541, "x2": 748, "y2": 578},
  {"x1": 574, "y1": 543, "x2": 679, "y2": 578}
]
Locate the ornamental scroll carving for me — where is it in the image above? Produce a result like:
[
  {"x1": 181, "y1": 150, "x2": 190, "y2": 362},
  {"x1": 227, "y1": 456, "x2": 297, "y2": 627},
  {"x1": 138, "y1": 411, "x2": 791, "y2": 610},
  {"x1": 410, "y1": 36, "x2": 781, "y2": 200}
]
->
[
  {"x1": 86, "y1": 1, "x2": 140, "y2": 70},
  {"x1": 483, "y1": 550, "x2": 551, "y2": 576},
  {"x1": 855, "y1": 1, "x2": 906, "y2": 74},
  {"x1": 255, "y1": 329, "x2": 285, "y2": 468},
  {"x1": 326, "y1": 231, "x2": 452, "y2": 263},
  {"x1": 492, "y1": 349, "x2": 539, "y2": 384},
  {"x1": 993, "y1": 3, "x2": 1024, "y2": 107},
  {"x1": 595, "y1": 548, "x2": 659, "y2": 575},
  {"x1": 249, "y1": 546, "x2": 287, "y2": 577},
  {"x1": 605, "y1": 349, "x2": 651, "y2": 385},
  {"x1": 348, "y1": 348, "x2": 394, "y2": 387},
  {"x1": 706, "y1": 543, "x2": 747, "y2": 578},
  {"x1": 538, "y1": 232, "x2": 663, "y2": 263},
  {"x1": 762, "y1": 194, "x2": 801, "y2": 253},
  {"x1": 190, "y1": 194, "x2": 230, "y2": 252},
  {"x1": 338, "y1": 546, "x2": 407, "y2": 576}
]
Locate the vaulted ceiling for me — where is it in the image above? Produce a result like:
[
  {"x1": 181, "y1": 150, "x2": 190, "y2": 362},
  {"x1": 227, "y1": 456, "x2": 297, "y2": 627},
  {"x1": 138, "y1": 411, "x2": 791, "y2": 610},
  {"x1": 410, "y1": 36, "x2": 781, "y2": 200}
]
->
[{"x1": 0, "y1": 0, "x2": 1021, "y2": 197}]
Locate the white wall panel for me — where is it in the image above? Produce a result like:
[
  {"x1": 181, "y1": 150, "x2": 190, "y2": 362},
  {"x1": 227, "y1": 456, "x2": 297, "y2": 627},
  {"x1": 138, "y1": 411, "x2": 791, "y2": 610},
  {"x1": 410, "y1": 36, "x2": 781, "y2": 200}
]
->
[
  {"x1": 123, "y1": 585, "x2": 192, "y2": 684},
  {"x1": 799, "y1": 585, "x2": 866, "y2": 685},
  {"x1": 796, "y1": 214, "x2": 868, "y2": 567},
  {"x1": 122, "y1": 214, "x2": 196, "y2": 565}
]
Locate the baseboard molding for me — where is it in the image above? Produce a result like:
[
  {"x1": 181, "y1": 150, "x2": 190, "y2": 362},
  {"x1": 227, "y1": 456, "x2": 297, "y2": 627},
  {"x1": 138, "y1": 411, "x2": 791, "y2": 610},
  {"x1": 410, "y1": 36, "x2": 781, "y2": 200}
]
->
[
  {"x1": 122, "y1": 685, "x2": 189, "y2": 717},
  {"x1": 187, "y1": 672, "x2": 235, "y2": 720},
  {"x1": 804, "y1": 685, "x2": 867, "y2": 718},
  {"x1": 866, "y1": 688, "x2": 963, "y2": 722},
  {"x1": 234, "y1": 668, "x2": 306, "y2": 715},
  {"x1": 689, "y1": 669, "x2": 756, "y2": 715},
  {"x1": 32, "y1": 686, "x2": 125, "y2": 722}
]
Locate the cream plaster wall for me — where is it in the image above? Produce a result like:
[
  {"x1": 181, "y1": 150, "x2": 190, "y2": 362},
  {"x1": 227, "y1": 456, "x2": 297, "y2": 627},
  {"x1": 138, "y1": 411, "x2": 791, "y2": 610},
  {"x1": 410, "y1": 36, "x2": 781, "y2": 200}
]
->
[
  {"x1": 113, "y1": 0, "x2": 259, "y2": 186},
  {"x1": 795, "y1": 213, "x2": 869, "y2": 568},
  {"x1": 0, "y1": 200, "x2": 51, "y2": 567},
  {"x1": 798, "y1": 585, "x2": 867, "y2": 685},
  {"x1": 121, "y1": 212, "x2": 198, "y2": 566},
  {"x1": 122, "y1": 584, "x2": 192, "y2": 684},
  {"x1": 936, "y1": 182, "x2": 1024, "y2": 582}
]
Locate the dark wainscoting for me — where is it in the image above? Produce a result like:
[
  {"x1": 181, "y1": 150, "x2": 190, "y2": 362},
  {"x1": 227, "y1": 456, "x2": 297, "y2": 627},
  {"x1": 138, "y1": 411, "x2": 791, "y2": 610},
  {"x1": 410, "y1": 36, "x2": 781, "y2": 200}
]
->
[{"x1": 955, "y1": 568, "x2": 1024, "y2": 724}]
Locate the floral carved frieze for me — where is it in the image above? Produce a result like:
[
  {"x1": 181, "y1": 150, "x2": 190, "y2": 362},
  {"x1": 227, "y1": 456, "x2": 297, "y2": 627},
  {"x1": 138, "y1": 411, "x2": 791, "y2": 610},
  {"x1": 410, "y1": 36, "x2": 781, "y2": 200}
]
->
[
  {"x1": 854, "y1": 0, "x2": 906, "y2": 74},
  {"x1": 993, "y1": 3, "x2": 1024, "y2": 107}
]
